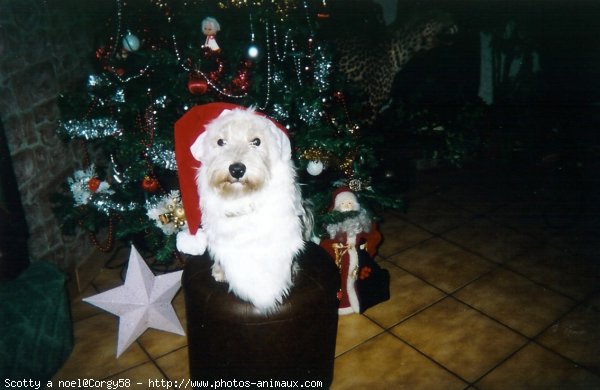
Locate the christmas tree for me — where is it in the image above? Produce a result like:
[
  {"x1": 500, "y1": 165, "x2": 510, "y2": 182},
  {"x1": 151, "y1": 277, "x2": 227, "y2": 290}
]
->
[{"x1": 53, "y1": 0, "x2": 403, "y2": 263}]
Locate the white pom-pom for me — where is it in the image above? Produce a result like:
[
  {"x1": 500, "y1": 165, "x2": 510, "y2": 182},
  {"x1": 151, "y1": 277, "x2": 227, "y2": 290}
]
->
[
  {"x1": 176, "y1": 229, "x2": 207, "y2": 255},
  {"x1": 122, "y1": 33, "x2": 140, "y2": 52},
  {"x1": 306, "y1": 160, "x2": 324, "y2": 176}
]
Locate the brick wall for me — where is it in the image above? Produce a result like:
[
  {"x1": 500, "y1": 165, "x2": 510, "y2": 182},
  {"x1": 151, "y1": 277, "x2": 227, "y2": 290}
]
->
[{"x1": 0, "y1": 1, "x2": 106, "y2": 269}]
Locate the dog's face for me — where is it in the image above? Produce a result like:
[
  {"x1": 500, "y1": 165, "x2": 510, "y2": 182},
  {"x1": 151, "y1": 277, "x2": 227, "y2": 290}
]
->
[{"x1": 190, "y1": 109, "x2": 291, "y2": 199}]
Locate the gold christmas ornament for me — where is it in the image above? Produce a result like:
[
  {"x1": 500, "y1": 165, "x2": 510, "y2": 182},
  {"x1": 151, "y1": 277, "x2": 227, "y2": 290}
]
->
[
  {"x1": 158, "y1": 213, "x2": 171, "y2": 225},
  {"x1": 173, "y1": 206, "x2": 185, "y2": 220},
  {"x1": 159, "y1": 204, "x2": 186, "y2": 227},
  {"x1": 300, "y1": 147, "x2": 331, "y2": 165},
  {"x1": 340, "y1": 154, "x2": 355, "y2": 177}
]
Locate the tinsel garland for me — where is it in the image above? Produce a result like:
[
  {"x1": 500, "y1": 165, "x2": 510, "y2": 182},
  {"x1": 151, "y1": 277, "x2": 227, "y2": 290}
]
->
[
  {"x1": 93, "y1": 199, "x2": 138, "y2": 216},
  {"x1": 146, "y1": 142, "x2": 177, "y2": 171},
  {"x1": 58, "y1": 118, "x2": 121, "y2": 140}
]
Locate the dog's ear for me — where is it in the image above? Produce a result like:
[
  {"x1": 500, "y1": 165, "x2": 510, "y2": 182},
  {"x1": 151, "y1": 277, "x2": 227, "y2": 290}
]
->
[
  {"x1": 190, "y1": 133, "x2": 206, "y2": 162},
  {"x1": 266, "y1": 121, "x2": 292, "y2": 162}
]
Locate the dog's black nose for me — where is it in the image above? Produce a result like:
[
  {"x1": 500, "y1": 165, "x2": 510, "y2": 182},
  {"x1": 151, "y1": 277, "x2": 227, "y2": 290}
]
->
[{"x1": 229, "y1": 162, "x2": 246, "y2": 179}]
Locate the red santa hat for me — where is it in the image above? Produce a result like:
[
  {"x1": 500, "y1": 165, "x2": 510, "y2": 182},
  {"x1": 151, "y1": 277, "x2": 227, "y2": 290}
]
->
[
  {"x1": 328, "y1": 187, "x2": 359, "y2": 212},
  {"x1": 174, "y1": 102, "x2": 288, "y2": 235}
]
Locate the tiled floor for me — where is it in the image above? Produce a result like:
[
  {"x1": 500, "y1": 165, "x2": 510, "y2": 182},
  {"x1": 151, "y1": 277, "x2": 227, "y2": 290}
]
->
[{"x1": 53, "y1": 166, "x2": 600, "y2": 389}]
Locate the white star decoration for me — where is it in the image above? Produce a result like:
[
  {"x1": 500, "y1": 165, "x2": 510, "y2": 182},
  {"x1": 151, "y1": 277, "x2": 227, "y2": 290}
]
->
[{"x1": 83, "y1": 245, "x2": 185, "y2": 357}]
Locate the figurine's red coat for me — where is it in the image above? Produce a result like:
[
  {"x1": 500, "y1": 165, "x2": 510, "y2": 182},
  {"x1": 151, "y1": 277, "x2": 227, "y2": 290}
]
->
[{"x1": 320, "y1": 223, "x2": 382, "y2": 313}]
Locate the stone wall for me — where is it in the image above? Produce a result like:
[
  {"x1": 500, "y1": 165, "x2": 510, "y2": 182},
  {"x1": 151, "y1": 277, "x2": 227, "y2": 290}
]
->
[{"x1": 0, "y1": 1, "x2": 106, "y2": 269}]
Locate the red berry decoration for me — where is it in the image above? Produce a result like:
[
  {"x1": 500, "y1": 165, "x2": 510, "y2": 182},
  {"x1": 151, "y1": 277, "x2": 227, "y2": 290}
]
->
[
  {"x1": 142, "y1": 176, "x2": 159, "y2": 192},
  {"x1": 88, "y1": 177, "x2": 101, "y2": 192},
  {"x1": 359, "y1": 266, "x2": 372, "y2": 280}
]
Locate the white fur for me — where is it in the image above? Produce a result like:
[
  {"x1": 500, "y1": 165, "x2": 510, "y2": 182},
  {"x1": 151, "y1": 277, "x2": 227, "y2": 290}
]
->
[
  {"x1": 177, "y1": 108, "x2": 306, "y2": 312},
  {"x1": 176, "y1": 229, "x2": 207, "y2": 255}
]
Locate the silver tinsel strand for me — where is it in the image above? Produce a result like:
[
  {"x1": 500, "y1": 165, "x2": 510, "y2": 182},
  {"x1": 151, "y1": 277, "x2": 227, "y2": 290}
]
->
[
  {"x1": 298, "y1": 99, "x2": 322, "y2": 125},
  {"x1": 92, "y1": 197, "x2": 138, "y2": 216},
  {"x1": 59, "y1": 118, "x2": 122, "y2": 140},
  {"x1": 271, "y1": 103, "x2": 290, "y2": 123},
  {"x1": 87, "y1": 74, "x2": 112, "y2": 90},
  {"x1": 114, "y1": 88, "x2": 126, "y2": 103},
  {"x1": 314, "y1": 50, "x2": 332, "y2": 93},
  {"x1": 147, "y1": 142, "x2": 177, "y2": 171}
]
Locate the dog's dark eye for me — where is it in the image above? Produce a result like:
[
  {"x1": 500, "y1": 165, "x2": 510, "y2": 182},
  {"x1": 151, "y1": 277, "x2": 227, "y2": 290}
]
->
[
  {"x1": 217, "y1": 139, "x2": 226, "y2": 146},
  {"x1": 250, "y1": 138, "x2": 261, "y2": 147}
]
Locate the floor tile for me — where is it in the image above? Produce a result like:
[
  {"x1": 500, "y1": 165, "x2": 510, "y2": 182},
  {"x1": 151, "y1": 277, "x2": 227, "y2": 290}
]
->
[
  {"x1": 454, "y1": 268, "x2": 575, "y2": 337},
  {"x1": 70, "y1": 284, "x2": 102, "y2": 322},
  {"x1": 104, "y1": 361, "x2": 167, "y2": 385},
  {"x1": 335, "y1": 314, "x2": 385, "y2": 357},
  {"x1": 377, "y1": 216, "x2": 433, "y2": 258},
  {"x1": 362, "y1": 263, "x2": 445, "y2": 328},
  {"x1": 402, "y1": 194, "x2": 474, "y2": 234},
  {"x1": 389, "y1": 237, "x2": 494, "y2": 293},
  {"x1": 506, "y1": 244, "x2": 600, "y2": 300},
  {"x1": 436, "y1": 183, "x2": 507, "y2": 214},
  {"x1": 137, "y1": 291, "x2": 188, "y2": 358},
  {"x1": 408, "y1": 168, "x2": 460, "y2": 198},
  {"x1": 92, "y1": 265, "x2": 126, "y2": 292},
  {"x1": 51, "y1": 313, "x2": 150, "y2": 380},
  {"x1": 589, "y1": 293, "x2": 600, "y2": 311},
  {"x1": 494, "y1": 198, "x2": 600, "y2": 259},
  {"x1": 332, "y1": 332, "x2": 466, "y2": 390},
  {"x1": 488, "y1": 200, "x2": 549, "y2": 239},
  {"x1": 391, "y1": 297, "x2": 526, "y2": 383},
  {"x1": 443, "y1": 217, "x2": 537, "y2": 263},
  {"x1": 476, "y1": 342, "x2": 600, "y2": 390},
  {"x1": 549, "y1": 225, "x2": 600, "y2": 260},
  {"x1": 155, "y1": 346, "x2": 190, "y2": 380},
  {"x1": 537, "y1": 305, "x2": 600, "y2": 374}
]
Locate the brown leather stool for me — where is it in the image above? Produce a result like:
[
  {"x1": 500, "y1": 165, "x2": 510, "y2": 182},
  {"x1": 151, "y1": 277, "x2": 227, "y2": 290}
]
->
[{"x1": 182, "y1": 241, "x2": 340, "y2": 388}]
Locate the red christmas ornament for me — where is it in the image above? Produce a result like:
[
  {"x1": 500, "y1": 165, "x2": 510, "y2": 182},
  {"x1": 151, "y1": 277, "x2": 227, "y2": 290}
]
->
[
  {"x1": 188, "y1": 73, "x2": 208, "y2": 95},
  {"x1": 88, "y1": 177, "x2": 101, "y2": 192},
  {"x1": 141, "y1": 176, "x2": 159, "y2": 192},
  {"x1": 316, "y1": 1, "x2": 330, "y2": 19}
]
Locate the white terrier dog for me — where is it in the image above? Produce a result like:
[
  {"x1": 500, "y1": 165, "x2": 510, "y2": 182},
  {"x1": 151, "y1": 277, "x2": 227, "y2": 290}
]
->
[{"x1": 175, "y1": 103, "x2": 309, "y2": 312}]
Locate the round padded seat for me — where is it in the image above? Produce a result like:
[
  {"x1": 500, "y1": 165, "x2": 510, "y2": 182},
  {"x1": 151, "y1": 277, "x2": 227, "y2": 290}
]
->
[{"x1": 182, "y1": 241, "x2": 340, "y2": 388}]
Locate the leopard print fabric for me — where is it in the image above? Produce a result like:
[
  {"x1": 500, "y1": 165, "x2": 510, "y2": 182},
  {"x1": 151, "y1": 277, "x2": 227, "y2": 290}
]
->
[{"x1": 335, "y1": 11, "x2": 458, "y2": 123}]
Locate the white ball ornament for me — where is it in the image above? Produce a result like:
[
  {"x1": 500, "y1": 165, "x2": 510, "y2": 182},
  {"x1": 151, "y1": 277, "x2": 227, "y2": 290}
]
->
[
  {"x1": 247, "y1": 44, "x2": 259, "y2": 59},
  {"x1": 122, "y1": 32, "x2": 140, "y2": 52},
  {"x1": 306, "y1": 160, "x2": 324, "y2": 176}
]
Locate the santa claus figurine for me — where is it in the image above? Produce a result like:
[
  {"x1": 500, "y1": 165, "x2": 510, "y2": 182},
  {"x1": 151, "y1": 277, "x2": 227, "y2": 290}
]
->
[{"x1": 320, "y1": 188, "x2": 389, "y2": 315}]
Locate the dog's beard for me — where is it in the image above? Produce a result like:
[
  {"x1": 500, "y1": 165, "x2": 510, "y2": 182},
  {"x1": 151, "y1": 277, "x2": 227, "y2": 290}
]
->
[{"x1": 209, "y1": 168, "x2": 267, "y2": 198}]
